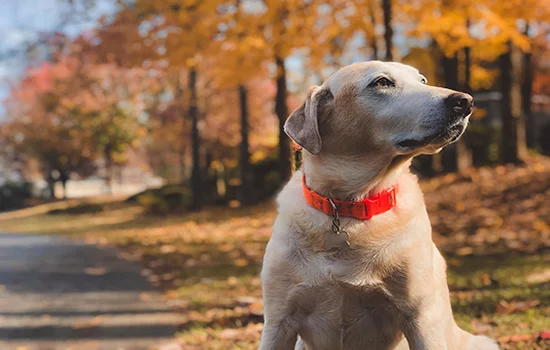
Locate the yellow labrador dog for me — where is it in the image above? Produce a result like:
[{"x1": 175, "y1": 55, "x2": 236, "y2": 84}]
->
[{"x1": 260, "y1": 61, "x2": 498, "y2": 350}]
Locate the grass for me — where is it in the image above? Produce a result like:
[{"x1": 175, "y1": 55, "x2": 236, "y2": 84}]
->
[
  {"x1": 447, "y1": 254, "x2": 550, "y2": 341},
  {"x1": 1, "y1": 157, "x2": 549, "y2": 349}
]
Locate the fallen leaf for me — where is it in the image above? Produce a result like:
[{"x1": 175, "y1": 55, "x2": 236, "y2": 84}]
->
[
  {"x1": 234, "y1": 258, "x2": 249, "y2": 267},
  {"x1": 509, "y1": 333, "x2": 534, "y2": 342},
  {"x1": 84, "y1": 267, "x2": 107, "y2": 276},
  {"x1": 496, "y1": 299, "x2": 540, "y2": 314},
  {"x1": 159, "y1": 245, "x2": 177, "y2": 254},
  {"x1": 72, "y1": 315, "x2": 104, "y2": 329},
  {"x1": 526, "y1": 269, "x2": 550, "y2": 284},
  {"x1": 456, "y1": 246, "x2": 473, "y2": 256},
  {"x1": 139, "y1": 293, "x2": 152, "y2": 301},
  {"x1": 158, "y1": 343, "x2": 183, "y2": 350},
  {"x1": 471, "y1": 318, "x2": 494, "y2": 334},
  {"x1": 220, "y1": 328, "x2": 241, "y2": 340}
]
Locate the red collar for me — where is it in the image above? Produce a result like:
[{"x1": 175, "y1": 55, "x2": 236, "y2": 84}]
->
[{"x1": 302, "y1": 176, "x2": 397, "y2": 220}]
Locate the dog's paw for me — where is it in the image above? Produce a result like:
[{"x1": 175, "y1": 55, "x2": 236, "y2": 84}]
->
[{"x1": 467, "y1": 335, "x2": 499, "y2": 350}]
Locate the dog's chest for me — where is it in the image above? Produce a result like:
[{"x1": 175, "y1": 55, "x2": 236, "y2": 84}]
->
[{"x1": 288, "y1": 282, "x2": 405, "y2": 350}]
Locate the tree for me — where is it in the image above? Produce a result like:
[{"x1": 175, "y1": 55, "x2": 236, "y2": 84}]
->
[
  {"x1": 485, "y1": 1, "x2": 543, "y2": 162},
  {"x1": 238, "y1": 84, "x2": 253, "y2": 204},
  {"x1": 402, "y1": 0, "x2": 548, "y2": 168},
  {"x1": 188, "y1": 68, "x2": 202, "y2": 208},
  {"x1": 382, "y1": 0, "x2": 393, "y2": 60},
  {"x1": 4, "y1": 37, "x2": 152, "y2": 197},
  {"x1": 498, "y1": 41, "x2": 526, "y2": 163},
  {"x1": 274, "y1": 55, "x2": 291, "y2": 180},
  {"x1": 257, "y1": 1, "x2": 321, "y2": 182},
  {"x1": 145, "y1": 74, "x2": 190, "y2": 183},
  {"x1": 493, "y1": 1, "x2": 550, "y2": 151},
  {"x1": 236, "y1": 61, "x2": 254, "y2": 205},
  {"x1": 3, "y1": 58, "x2": 97, "y2": 198},
  {"x1": 70, "y1": 49, "x2": 154, "y2": 191},
  {"x1": 265, "y1": 3, "x2": 292, "y2": 182},
  {"x1": 214, "y1": 0, "x2": 266, "y2": 205},
  {"x1": 440, "y1": 51, "x2": 466, "y2": 173},
  {"x1": 404, "y1": 0, "x2": 477, "y2": 172},
  {"x1": 118, "y1": 0, "x2": 234, "y2": 209},
  {"x1": 86, "y1": 8, "x2": 188, "y2": 184},
  {"x1": 522, "y1": 23, "x2": 535, "y2": 149},
  {"x1": 459, "y1": 18, "x2": 474, "y2": 171}
]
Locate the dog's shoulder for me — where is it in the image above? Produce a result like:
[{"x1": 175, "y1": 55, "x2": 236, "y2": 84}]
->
[{"x1": 262, "y1": 173, "x2": 330, "y2": 284}]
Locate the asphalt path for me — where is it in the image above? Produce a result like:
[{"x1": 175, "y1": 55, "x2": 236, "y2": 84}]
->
[{"x1": 0, "y1": 233, "x2": 182, "y2": 350}]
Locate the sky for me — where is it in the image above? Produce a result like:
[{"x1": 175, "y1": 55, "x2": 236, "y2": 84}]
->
[{"x1": 0, "y1": 0, "x2": 117, "y2": 117}]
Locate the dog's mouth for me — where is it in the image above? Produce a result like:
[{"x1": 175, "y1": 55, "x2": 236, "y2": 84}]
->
[{"x1": 396, "y1": 121, "x2": 467, "y2": 152}]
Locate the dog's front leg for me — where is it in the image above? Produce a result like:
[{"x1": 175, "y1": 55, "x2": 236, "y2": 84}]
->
[
  {"x1": 401, "y1": 305, "x2": 449, "y2": 350},
  {"x1": 259, "y1": 316, "x2": 299, "y2": 350},
  {"x1": 400, "y1": 269, "x2": 453, "y2": 350},
  {"x1": 259, "y1": 241, "x2": 300, "y2": 350},
  {"x1": 259, "y1": 281, "x2": 299, "y2": 350},
  {"x1": 397, "y1": 242, "x2": 455, "y2": 349}
]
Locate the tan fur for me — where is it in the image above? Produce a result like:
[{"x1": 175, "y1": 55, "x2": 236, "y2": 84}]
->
[{"x1": 260, "y1": 62, "x2": 498, "y2": 350}]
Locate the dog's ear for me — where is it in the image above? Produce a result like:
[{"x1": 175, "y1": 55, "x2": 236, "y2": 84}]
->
[{"x1": 284, "y1": 86, "x2": 333, "y2": 155}]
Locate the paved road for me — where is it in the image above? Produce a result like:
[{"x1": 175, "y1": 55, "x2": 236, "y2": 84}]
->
[{"x1": 0, "y1": 234, "x2": 182, "y2": 350}]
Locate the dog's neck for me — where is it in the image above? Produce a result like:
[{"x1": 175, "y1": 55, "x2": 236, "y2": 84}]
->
[{"x1": 302, "y1": 152, "x2": 411, "y2": 201}]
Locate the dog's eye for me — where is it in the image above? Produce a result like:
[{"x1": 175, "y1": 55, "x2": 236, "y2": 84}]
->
[
  {"x1": 420, "y1": 77, "x2": 427, "y2": 84},
  {"x1": 372, "y1": 77, "x2": 394, "y2": 88}
]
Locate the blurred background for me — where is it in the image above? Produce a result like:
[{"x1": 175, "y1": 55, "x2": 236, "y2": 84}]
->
[
  {"x1": 0, "y1": 1, "x2": 549, "y2": 349},
  {"x1": 0, "y1": 0, "x2": 549, "y2": 209}
]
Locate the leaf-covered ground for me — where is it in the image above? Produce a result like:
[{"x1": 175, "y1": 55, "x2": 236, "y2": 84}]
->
[{"x1": 1, "y1": 156, "x2": 549, "y2": 349}]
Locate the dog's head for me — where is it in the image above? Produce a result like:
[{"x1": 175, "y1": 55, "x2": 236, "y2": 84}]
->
[{"x1": 285, "y1": 61, "x2": 473, "y2": 161}]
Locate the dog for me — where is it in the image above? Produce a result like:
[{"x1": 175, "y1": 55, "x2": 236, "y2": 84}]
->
[{"x1": 259, "y1": 61, "x2": 499, "y2": 350}]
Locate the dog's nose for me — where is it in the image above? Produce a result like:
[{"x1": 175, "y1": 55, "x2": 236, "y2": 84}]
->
[{"x1": 445, "y1": 93, "x2": 473, "y2": 119}]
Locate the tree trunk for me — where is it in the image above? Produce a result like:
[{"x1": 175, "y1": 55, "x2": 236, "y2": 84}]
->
[
  {"x1": 215, "y1": 162, "x2": 226, "y2": 198},
  {"x1": 438, "y1": 48, "x2": 473, "y2": 174},
  {"x1": 499, "y1": 42, "x2": 526, "y2": 164},
  {"x1": 441, "y1": 53, "x2": 460, "y2": 172},
  {"x1": 443, "y1": 53, "x2": 459, "y2": 90},
  {"x1": 238, "y1": 84, "x2": 254, "y2": 205},
  {"x1": 188, "y1": 68, "x2": 202, "y2": 210},
  {"x1": 61, "y1": 180, "x2": 67, "y2": 199},
  {"x1": 178, "y1": 147, "x2": 186, "y2": 183},
  {"x1": 46, "y1": 174, "x2": 57, "y2": 200},
  {"x1": 204, "y1": 149, "x2": 214, "y2": 180},
  {"x1": 458, "y1": 31, "x2": 473, "y2": 172},
  {"x1": 464, "y1": 43, "x2": 471, "y2": 93},
  {"x1": 104, "y1": 146, "x2": 113, "y2": 194},
  {"x1": 382, "y1": 0, "x2": 393, "y2": 61},
  {"x1": 367, "y1": 3, "x2": 379, "y2": 60},
  {"x1": 175, "y1": 71, "x2": 187, "y2": 184},
  {"x1": 522, "y1": 23, "x2": 535, "y2": 149},
  {"x1": 60, "y1": 172, "x2": 69, "y2": 199},
  {"x1": 420, "y1": 40, "x2": 445, "y2": 175},
  {"x1": 275, "y1": 56, "x2": 292, "y2": 183}
]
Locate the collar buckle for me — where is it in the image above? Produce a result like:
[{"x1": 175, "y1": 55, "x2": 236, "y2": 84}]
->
[{"x1": 388, "y1": 186, "x2": 397, "y2": 206}]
